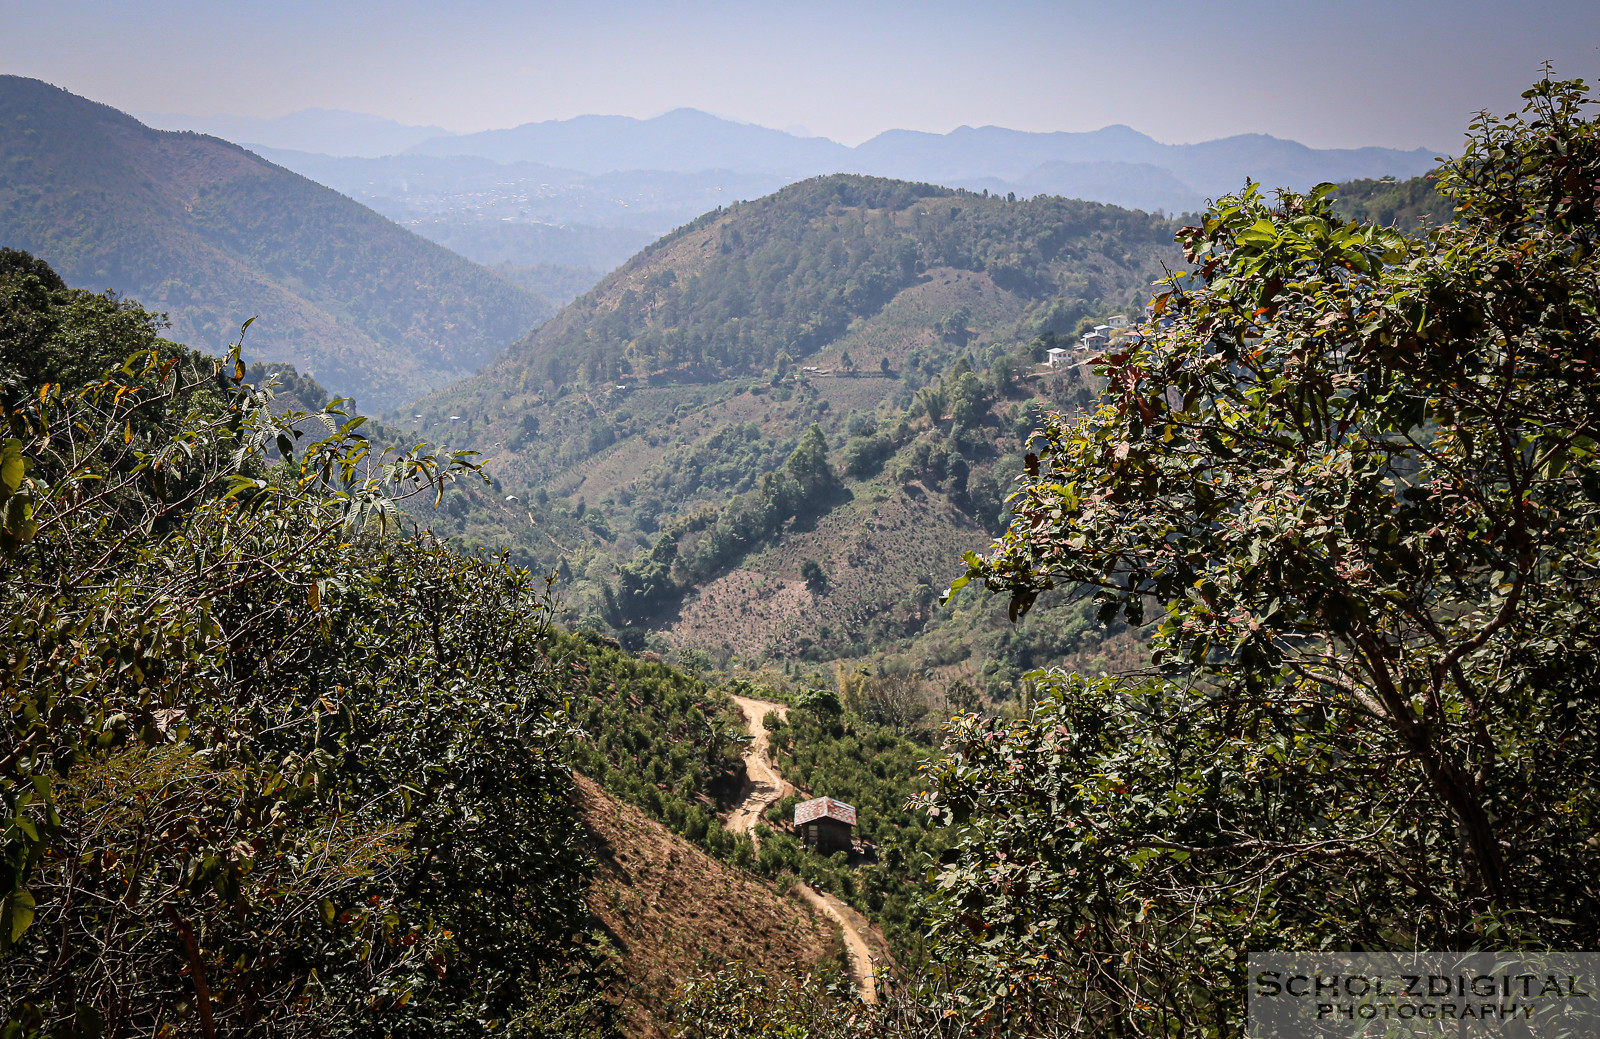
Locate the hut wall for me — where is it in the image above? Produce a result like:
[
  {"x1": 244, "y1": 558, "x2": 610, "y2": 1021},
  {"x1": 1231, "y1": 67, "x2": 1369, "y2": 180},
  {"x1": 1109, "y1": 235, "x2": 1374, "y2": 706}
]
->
[{"x1": 802, "y1": 817, "x2": 854, "y2": 855}]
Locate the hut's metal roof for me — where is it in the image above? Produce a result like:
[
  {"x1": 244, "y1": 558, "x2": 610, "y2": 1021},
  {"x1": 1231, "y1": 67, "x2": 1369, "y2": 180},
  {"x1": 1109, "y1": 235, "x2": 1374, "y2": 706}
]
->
[{"x1": 794, "y1": 796, "x2": 856, "y2": 826}]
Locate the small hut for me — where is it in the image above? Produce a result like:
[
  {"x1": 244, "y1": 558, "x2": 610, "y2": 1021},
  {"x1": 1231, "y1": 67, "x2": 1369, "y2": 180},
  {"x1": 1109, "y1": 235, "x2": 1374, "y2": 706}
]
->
[{"x1": 794, "y1": 796, "x2": 856, "y2": 854}]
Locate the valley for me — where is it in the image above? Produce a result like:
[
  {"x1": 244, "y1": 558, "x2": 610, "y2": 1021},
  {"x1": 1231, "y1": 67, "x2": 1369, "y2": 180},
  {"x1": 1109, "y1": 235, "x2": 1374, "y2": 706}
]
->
[
  {"x1": 0, "y1": 76, "x2": 553, "y2": 411},
  {"x1": 5, "y1": 47, "x2": 1583, "y2": 1039}
]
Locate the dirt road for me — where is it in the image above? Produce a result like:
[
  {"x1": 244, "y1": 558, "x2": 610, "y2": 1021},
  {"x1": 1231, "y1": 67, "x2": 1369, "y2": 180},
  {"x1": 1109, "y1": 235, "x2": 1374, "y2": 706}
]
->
[
  {"x1": 725, "y1": 696, "x2": 791, "y2": 843},
  {"x1": 725, "y1": 695, "x2": 879, "y2": 1004},
  {"x1": 793, "y1": 883, "x2": 879, "y2": 1004}
]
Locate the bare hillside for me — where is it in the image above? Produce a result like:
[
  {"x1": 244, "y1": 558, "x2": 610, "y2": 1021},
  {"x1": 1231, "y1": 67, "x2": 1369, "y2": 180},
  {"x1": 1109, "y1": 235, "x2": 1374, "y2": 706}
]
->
[{"x1": 575, "y1": 774, "x2": 841, "y2": 1037}]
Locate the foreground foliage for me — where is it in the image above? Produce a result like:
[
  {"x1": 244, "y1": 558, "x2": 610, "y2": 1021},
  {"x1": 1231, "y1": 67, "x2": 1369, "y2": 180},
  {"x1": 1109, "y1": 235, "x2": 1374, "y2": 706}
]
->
[
  {"x1": 0, "y1": 257, "x2": 606, "y2": 1036},
  {"x1": 928, "y1": 75, "x2": 1600, "y2": 1033}
]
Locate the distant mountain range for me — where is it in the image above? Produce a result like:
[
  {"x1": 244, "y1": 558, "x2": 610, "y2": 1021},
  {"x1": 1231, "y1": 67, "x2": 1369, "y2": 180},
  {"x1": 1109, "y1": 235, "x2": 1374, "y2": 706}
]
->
[
  {"x1": 406, "y1": 108, "x2": 847, "y2": 177},
  {"x1": 1, "y1": 77, "x2": 551, "y2": 410},
  {"x1": 141, "y1": 105, "x2": 1439, "y2": 279},
  {"x1": 136, "y1": 103, "x2": 1442, "y2": 210},
  {"x1": 401, "y1": 109, "x2": 1439, "y2": 207}
]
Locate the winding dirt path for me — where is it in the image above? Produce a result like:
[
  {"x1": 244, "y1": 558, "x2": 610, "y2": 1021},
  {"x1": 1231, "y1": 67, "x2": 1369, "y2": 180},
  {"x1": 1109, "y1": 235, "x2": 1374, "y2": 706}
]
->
[
  {"x1": 793, "y1": 884, "x2": 879, "y2": 1004},
  {"x1": 725, "y1": 696, "x2": 879, "y2": 1004},
  {"x1": 725, "y1": 696, "x2": 792, "y2": 840}
]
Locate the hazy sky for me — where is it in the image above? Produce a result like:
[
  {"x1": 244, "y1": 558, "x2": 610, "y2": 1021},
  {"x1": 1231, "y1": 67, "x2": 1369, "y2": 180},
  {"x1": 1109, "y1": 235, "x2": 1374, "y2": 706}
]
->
[{"x1": 3, "y1": 0, "x2": 1597, "y2": 151}]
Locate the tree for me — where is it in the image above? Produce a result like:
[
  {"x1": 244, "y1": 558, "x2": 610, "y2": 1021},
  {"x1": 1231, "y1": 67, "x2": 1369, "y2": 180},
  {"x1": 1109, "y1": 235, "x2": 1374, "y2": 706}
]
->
[
  {"x1": 947, "y1": 370, "x2": 988, "y2": 427},
  {"x1": 0, "y1": 258, "x2": 609, "y2": 1035},
  {"x1": 791, "y1": 686, "x2": 842, "y2": 715},
  {"x1": 0, "y1": 248, "x2": 177, "y2": 396},
  {"x1": 841, "y1": 434, "x2": 893, "y2": 479},
  {"x1": 926, "y1": 76, "x2": 1600, "y2": 1031},
  {"x1": 785, "y1": 423, "x2": 837, "y2": 497},
  {"x1": 934, "y1": 306, "x2": 971, "y2": 345},
  {"x1": 801, "y1": 558, "x2": 827, "y2": 594},
  {"x1": 841, "y1": 668, "x2": 929, "y2": 734},
  {"x1": 914, "y1": 383, "x2": 947, "y2": 426},
  {"x1": 944, "y1": 679, "x2": 981, "y2": 714}
]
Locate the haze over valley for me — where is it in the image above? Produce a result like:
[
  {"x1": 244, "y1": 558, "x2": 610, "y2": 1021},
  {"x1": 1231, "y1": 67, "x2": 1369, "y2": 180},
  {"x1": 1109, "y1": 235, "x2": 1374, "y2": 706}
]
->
[{"x1": 143, "y1": 104, "x2": 1438, "y2": 297}]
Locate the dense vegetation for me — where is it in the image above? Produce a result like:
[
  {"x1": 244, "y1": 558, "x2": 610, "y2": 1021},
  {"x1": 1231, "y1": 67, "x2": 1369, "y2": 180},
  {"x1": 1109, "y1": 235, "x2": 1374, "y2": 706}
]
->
[
  {"x1": 394, "y1": 174, "x2": 1179, "y2": 668},
  {"x1": 0, "y1": 76, "x2": 552, "y2": 411},
  {"x1": 419, "y1": 170, "x2": 1434, "y2": 404},
  {"x1": 0, "y1": 252, "x2": 607, "y2": 1036},
  {"x1": 561, "y1": 631, "x2": 748, "y2": 856},
  {"x1": 1331, "y1": 172, "x2": 1455, "y2": 229},
  {"x1": 606, "y1": 424, "x2": 840, "y2": 630},
  {"x1": 395, "y1": 172, "x2": 1463, "y2": 688},
  {"x1": 433, "y1": 171, "x2": 1172, "y2": 393},
  {"x1": 920, "y1": 75, "x2": 1600, "y2": 1033}
]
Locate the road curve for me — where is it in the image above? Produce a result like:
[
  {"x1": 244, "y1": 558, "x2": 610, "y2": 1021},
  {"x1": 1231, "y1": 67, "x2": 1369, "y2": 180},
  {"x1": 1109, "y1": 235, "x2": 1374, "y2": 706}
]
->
[
  {"x1": 793, "y1": 883, "x2": 879, "y2": 1004},
  {"x1": 724, "y1": 695, "x2": 878, "y2": 1004},
  {"x1": 725, "y1": 695, "x2": 791, "y2": 843}
]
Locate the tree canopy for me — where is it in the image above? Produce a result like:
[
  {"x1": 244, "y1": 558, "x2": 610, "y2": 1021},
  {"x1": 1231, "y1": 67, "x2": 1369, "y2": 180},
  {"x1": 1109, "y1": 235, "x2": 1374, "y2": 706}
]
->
[
  {"x1": 0, "y1": 259, "x2": 607, "y2": 1036},
  {"x1": 928, "y1": 75, "x2": 1600, "y2": 1033}
]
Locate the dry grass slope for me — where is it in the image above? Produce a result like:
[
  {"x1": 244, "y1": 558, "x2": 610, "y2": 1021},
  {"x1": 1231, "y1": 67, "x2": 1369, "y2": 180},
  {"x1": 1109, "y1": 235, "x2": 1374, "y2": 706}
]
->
[
  {"x1": 668, "y1": 483, "x2": 986, "y2": 659},
  {"x1": 574, "y1": 773, "x2": 841, "y2": 1037}
]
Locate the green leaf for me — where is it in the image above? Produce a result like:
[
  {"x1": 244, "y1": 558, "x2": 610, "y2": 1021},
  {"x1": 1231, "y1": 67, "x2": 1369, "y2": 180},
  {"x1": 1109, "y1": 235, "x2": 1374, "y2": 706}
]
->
[
  {"x1": 5, "y1": 888, "x2": 35, "y2": 944},
  {"x1": 0, "y1": 440, "x2": 24, "y2": 494}
]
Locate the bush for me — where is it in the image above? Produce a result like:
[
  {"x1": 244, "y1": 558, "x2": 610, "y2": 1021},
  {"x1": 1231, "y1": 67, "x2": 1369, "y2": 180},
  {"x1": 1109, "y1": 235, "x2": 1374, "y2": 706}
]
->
[
  {"x1": 0, "y1": 259, "x2": 609, "y2": 1036},
  {"x1": 930, "y1": 75, "x2": 1600, "y2": 1032}
]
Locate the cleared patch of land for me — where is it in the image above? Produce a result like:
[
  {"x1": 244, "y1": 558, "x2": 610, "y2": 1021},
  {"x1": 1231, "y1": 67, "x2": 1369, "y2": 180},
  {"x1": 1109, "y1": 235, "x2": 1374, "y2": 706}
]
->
[{"x1": 575, "y1": 772, "x2": 839, "y2": 1037}]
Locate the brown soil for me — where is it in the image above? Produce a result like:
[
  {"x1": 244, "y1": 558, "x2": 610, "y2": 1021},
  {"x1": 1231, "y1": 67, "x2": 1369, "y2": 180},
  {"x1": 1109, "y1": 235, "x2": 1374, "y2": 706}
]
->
[
  {"x1": 725, "y1": 696, "x2": 793, "y2": 840},
  {"x1": 666, "y1": 487, "x2": 988, "y2": 660},
  {"x1": 793, "y1": 885, "x2": 880, "y2": 1004},
  {"x1": 575, "y1": 773, "x2": 836, "y2": 1038}
]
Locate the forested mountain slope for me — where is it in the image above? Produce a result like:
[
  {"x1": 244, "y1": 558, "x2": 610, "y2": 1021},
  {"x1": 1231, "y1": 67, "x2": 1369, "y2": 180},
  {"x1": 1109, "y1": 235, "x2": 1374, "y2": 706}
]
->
[
  {"x1": 401, "y1": 175, "x2": 1178, "y2": 678},
  {"x1": 482, "y1": 174, "x2": 1172, "y2": 386},
  {"x1": 1331, "y1": 173, "x2": 1454, "y2": 229},
  {"x1": 0, "y1": 76, "x2": 552, "y2": 411}
]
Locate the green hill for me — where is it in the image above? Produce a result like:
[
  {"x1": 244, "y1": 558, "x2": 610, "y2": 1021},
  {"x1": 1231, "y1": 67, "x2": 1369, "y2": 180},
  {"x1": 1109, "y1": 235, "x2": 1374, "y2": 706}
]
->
[
  {"x1": 401, "y1": 175, "x2": 1179, "y2": 684},
  {"x1": 0, "y1": 76, "x2": 552, "y2": 411},
  {"x1": 1331, "y1": 173, "x2": 1454, "y2": 229},
  {"x1": 476, "y1": 175, "x2": 1172, "y2": 386}
]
